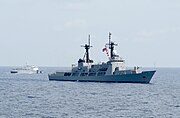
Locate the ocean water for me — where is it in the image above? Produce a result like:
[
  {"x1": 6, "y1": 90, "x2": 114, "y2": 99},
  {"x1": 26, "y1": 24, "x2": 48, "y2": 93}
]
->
[{"x1": 0, "y1": 67, "x2": 180, "y2": 118}]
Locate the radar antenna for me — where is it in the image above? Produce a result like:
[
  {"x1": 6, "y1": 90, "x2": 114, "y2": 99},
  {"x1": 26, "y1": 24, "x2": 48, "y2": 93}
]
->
[
  {"x1": 106, "y1": 32, "x2": 118, "y2": 59},
  {"x1": 81, "y1": 35, "x2": 93, "y2": 63}
]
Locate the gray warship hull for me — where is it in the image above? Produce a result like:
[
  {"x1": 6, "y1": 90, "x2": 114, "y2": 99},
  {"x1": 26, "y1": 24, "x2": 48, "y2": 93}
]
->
[{"x1": 49, "y1": 70, "x2": 155, "y2": 83}]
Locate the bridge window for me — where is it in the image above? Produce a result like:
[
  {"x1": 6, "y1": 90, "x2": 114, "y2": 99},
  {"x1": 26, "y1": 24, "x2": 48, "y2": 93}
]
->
[
  {"x1": 88, "y1": 73, "x2": 96, "y2": 76},
  {"x1": 72, "y1": 73, "x2": 79, "y2": 76},
  {"x1": 99, "y1": 68, "x2": 108, "y2": 71},
  {"x1": 97, "y1": 72, "x2": 106, "y2": 76},
  {"x1": 80, "y1": 73, "x2": 88, "y2": 76},
  {"x1": 64, "y1": 72, "x2": 71, "y2": 76}
]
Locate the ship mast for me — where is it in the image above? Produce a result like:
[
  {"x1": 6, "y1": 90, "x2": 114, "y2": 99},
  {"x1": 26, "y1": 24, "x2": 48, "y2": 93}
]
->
[
  {"x1": 81, "y1": 35, "x2": 93, "y2": 63},
  {"x1": 107, "y1": 32, "x2": 118, "y2": 59}
]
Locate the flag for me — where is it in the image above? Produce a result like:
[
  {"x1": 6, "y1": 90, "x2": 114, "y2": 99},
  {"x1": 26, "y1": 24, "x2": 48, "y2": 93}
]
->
[
  {"x1": 102, "y1": 47, "x2": 107, "y2": 52},
  {"x1": 102, "y1": 46, "x2": 109, "y2": 57}
]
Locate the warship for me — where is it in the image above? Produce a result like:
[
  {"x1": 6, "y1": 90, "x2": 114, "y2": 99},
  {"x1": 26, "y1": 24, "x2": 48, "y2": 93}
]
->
[{"x1": 49, "y1": 33, "x2": 156, "y2": 83}]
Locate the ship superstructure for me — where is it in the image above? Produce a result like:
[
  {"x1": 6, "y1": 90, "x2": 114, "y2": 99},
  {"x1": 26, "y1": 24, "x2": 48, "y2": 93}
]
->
[{"x1": 49, "y1": 33, "x2": 155, "y2": 83}]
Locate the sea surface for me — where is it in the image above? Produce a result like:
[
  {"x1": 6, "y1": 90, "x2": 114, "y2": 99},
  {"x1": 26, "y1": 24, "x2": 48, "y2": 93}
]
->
[{"x1": 0, "y1": 67, "x2": 180, "y2": 118}]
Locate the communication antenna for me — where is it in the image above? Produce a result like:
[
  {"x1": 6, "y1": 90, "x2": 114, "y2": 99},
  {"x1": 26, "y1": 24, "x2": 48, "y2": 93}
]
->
[
  {"x1": 88, "y1": 35, "x2": 91, "y2": 47},
  {"x1": 109, "y1": 32, "x2": 111, "y2": 49}
]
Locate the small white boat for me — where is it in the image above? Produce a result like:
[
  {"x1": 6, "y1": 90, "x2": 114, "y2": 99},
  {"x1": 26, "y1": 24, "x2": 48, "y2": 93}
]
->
[{"x1": 11, "y1": 65, "x2": 42, "y2": 74}]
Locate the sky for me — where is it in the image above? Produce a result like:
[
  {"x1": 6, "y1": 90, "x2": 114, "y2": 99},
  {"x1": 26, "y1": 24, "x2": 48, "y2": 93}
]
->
[{"x1": 0, "y1": 0, "x2": 180, "y2": 67}]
